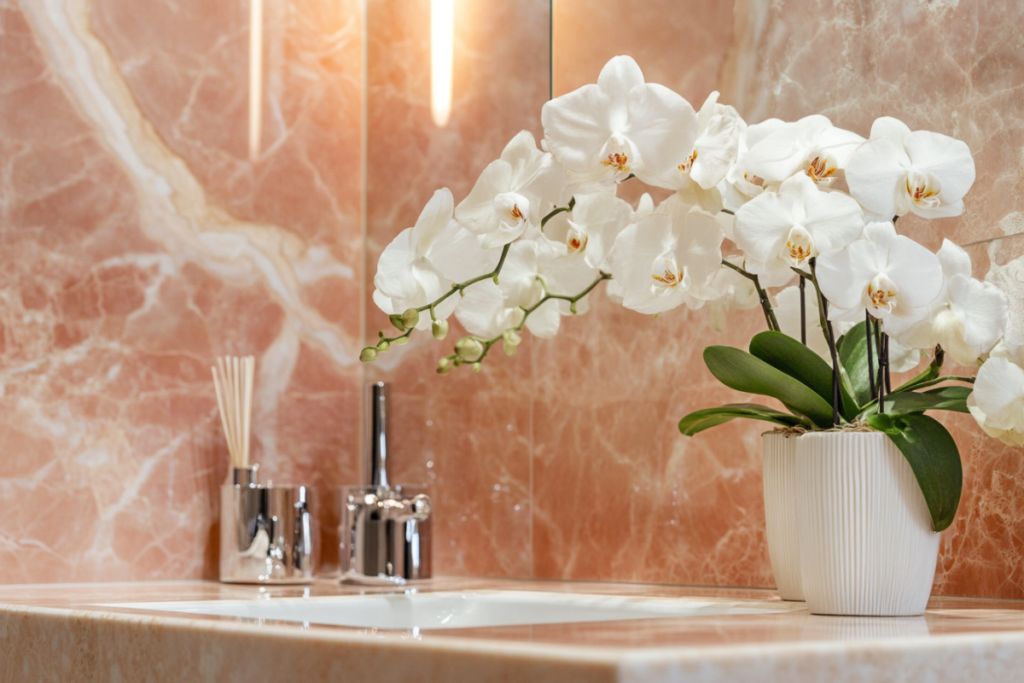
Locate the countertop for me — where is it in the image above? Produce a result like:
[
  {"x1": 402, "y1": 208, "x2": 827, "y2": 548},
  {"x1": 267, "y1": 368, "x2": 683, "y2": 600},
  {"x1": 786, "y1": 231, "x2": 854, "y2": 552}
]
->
[{"x1": 2, "y1": 578, "x2": 1024, "y2": 682}]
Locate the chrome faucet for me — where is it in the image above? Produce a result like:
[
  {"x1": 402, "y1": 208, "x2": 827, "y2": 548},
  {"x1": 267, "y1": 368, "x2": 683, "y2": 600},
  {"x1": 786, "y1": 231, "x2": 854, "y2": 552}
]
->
[{"x1": 340, "y1": 382, "x2": 432, "y2": 583}]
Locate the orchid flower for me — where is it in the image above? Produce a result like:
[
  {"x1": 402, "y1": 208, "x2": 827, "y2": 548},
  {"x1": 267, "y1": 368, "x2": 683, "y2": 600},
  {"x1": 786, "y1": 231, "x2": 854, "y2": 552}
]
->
[
  {"x1": 888, "y1": 239, "x2": 1008, "y2": 365},
  {"x1": 720, "y1": 118, "x2": 786, "y2": 212},
  {"x1": 456, "y1": 130, "x2": 565, "y2": 248},
  {"x1": 706, "y1": 256, "x2": 760, "y2": 332},
  {"x1": 542, "y1": 192, "x2": 633, "y2": 270},
  {"x1": 609, "y1": 198, "x2": 724, "y2": 314},
  {"x1": 541, "y1": 55, "x2": 698, "y2": 187},
  {"x1": 649, "y1": 91, "x2": 744, "y2": 211},
  {"x1": 733, "y1": 173, "x2": 864, "y2": 271},
  {"x1": 815, "y1": 222, "x2": 943, "y2": 329},
  {"x1": 373, "y1": 189, "x2": 461, "y2": 328},
  {"x1": 845, "y1": 117, "x2": 976, "y2": 220},
  {"x1": 968, "y1": 357, "x2": 1024, "y2": 447},
  {"x1": 742, "y1": 115, "x2": 864, "y2": 187},
  {"x1": 774, "y1": 284, "x2": 921, "y2": 371}
]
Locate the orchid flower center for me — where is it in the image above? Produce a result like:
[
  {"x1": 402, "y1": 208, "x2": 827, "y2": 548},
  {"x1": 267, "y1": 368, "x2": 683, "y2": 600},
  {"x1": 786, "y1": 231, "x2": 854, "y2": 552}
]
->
[
  {"x1": 781, "y1": 225, "x2": 814, "y2": 265},
  {"x1": 650, "y1": 254, "x2": 684, "y2": 297},
  {"x1": 806, "y1": 152, "x2": 838, "y2": 183},
  {"x1": 677, "y1": 150, "x2": 698, "y2": 175},
  {"x1": 493, "y1": 192, "x2": 529, "y2": 231},
  {"x1": 602, "y1": 152, "x2": 630, "y2": 174},
  {"x1": 905, "y1": 170, "x2": 942, "y2": 208},
  {"x1": 867, "y1": 274, "x2": 899, "y2": 313},
  {"x1": 565, "y1": 223, "x2": 588, "y2": 253}
]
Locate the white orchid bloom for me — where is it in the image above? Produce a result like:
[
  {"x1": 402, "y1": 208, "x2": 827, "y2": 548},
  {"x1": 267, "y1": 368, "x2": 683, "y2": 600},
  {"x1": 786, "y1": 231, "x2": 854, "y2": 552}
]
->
[
  {"x1": 968, "y1": 357, "x2": 1024, "y2": 447},
  {"x1": 456, "y1": 131, "x2": 565, "y2": 248},
  {"x1": 816, "y1": 222, "x2": 943, "y2": 331},
  {"x1": 733, "y1": 173, "x2": 864, "y2": 271},
  {"x1": 774, "y1": 285, "x2": 921, "y2": 371},
  {"x1": 609, "y1": 199, "x2": 724, "y2": 314},
  {"x1": 455, "y1": 238, "x2": 598, "y2": 340},
  {"x1": 720, "y1": 118, "x2": 786, "y2": 212},
  {"x1": 373, "y1": 189, "x2": 461, "y2": 328},
  {"x1": 889, "y1": 239, "x2": 1008, "y2": 365},
  {"x1": 541, "y1": 55, "x2": 698, "y2": 187},
  {"x1": 542, "y1": 192, "x2": 633, "y2": 270},
  {"x1": 743, "y1": 115, "x2": 865, "y2": 187},
  {"x1": 845, "y1": 117, "x2": 975, "y2": 220},
  {"x1": 706, "y1": 256, "x2": 760, "y2": 332},
  {"x1": 649, "y1": 91, "x2": 744, "y2": 211}
]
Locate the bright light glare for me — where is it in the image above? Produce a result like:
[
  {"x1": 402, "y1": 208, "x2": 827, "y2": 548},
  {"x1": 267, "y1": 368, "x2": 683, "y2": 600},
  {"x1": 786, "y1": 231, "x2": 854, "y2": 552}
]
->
[{"x1": 430, "y1": 0, "x2": 454, "y2": 127}]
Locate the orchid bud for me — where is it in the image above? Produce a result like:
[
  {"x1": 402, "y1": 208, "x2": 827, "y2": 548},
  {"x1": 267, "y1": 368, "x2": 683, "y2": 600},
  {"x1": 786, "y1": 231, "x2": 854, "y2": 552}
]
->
[
  {"x1": 472, "y1": 362, "x2": 482, "y2": 373},
  {"x1": 376, "y1": 339, "x2": 390, "y2": 352},
  {"x1": 389, "y1": 314, "x2": 406, "y2": 332},
  {"x1": 432, "y1": 318, "x2": 449, "y2": 340},
  {"x1": 502, "y1": 329, "x2": 522, "y2": 356},
  {"x1": 401, "y1": 308, "x2": 420, "y2": 329},
  {"x1": 359, "y1": 347, "x2": 378, "y2": 362},
  {"x1": 455, "y1": 336, "x2": 483, "y2": 360},
  {"x1": 437, "y1": 358, "x2": 452, "y2": 375},
  {"x1": 395, "y1": 335, "x2": 410, "y2": 346}
]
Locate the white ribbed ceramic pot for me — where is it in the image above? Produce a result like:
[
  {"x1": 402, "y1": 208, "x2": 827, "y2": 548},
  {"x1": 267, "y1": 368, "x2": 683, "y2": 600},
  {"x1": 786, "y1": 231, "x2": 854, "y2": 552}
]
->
[
  {"x1": 762, "y1": 432, "x2": 803, "y2": 601},
  {"x1": 795, "y1": 431, "x2": 940, "y2": 616}
]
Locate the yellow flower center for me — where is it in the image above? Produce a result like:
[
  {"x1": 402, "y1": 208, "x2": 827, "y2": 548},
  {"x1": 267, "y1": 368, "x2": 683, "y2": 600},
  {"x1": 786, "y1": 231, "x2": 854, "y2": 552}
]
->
[{"x1": 601, "y1": 153, "x2": 630, "y2": 173}]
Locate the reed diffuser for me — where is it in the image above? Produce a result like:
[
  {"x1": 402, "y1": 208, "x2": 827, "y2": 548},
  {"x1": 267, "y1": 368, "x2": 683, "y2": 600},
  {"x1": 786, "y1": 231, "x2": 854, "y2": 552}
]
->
[{"x1": 212, "y1": 356, "x2": 256, "y2": 484}]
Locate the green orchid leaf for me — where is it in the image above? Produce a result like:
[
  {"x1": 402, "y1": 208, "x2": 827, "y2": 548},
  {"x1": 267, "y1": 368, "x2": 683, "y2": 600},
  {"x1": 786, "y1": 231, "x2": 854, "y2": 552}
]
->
[
  {"x1": 866, "y1": 413, "x2": 963, "y2": 532},
  {"x1": 750, "y1": 330, "x2": 859, "y2": 422},
  {"x1": 678, "y1": 403, "x2": 806, "y2": 436},
  {"x1": 882, "y1": 386, "x2": 971, "y2": 415},
  {"x1": 837, "y1": 322, "x2": 878, "y2": 407},
  {"x1": 703, "y1": 345, "x2": 836, "y2": 428}
]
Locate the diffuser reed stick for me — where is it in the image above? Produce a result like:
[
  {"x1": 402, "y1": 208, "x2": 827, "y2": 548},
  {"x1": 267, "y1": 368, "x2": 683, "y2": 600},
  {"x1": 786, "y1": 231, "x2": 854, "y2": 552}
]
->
[{"x1": 212, "y1": 355, "x2": 255, "y2": 469}]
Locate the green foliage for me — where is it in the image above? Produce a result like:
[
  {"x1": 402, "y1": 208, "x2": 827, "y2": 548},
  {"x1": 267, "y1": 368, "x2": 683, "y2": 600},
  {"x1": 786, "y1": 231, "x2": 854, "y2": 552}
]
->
[
  {"x1": 866, "y1": 413, "x2": 963, "y2": 532},
  {"x1": 703, "y1": 345, "x2": 836, "y2": 429},
  {"x1": 679, "y1": 403, "x2": 806, "y2": 436}
]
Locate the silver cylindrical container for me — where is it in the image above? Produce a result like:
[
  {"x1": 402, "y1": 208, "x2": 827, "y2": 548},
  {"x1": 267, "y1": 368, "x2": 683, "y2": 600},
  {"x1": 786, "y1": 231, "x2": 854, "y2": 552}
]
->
[
  {"x1": 340, "y1": 484, "x2": 432, "y2": 584},
  {"x1": 220, "y1": 467, "x2": 315, "y2": 584}
]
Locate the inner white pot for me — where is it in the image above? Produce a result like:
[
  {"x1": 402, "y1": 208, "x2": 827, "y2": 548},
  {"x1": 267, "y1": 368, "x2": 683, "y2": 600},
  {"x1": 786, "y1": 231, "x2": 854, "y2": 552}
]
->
[
  {"x1": 796, "y1": 431, "x2": 940, "y2": 617},
  {"x1": 762, "y1": 432, "x2": 803, "y2": 601}
]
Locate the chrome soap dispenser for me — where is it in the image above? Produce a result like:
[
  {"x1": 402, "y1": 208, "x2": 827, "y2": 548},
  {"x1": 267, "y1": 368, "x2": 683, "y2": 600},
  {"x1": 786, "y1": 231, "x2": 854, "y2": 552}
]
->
[{"x1": 340, "y1": 382, "x2": 432, "y2": 583}]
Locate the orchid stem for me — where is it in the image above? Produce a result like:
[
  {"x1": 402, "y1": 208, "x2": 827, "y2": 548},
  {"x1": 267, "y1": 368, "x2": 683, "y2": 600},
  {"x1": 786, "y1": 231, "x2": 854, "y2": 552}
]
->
[
  {"x1": 721, "y1": 259, "x2": 778, "y2": 332},
  {"x1": 866, "y1": 310, "x2": 876, "y2": 400},
  {"x1": 808, "y1": 259, "x2": 841, "y2": 426},
  {"x1": 799, "y1": 276, "x2": 807, "y2": 345}
]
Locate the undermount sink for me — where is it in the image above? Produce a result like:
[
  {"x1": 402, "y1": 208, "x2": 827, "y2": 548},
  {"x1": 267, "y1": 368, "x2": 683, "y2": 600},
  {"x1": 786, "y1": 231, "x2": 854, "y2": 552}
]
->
[{"x1": 108, "y1": 590, "x2": 791, "y2": 630}]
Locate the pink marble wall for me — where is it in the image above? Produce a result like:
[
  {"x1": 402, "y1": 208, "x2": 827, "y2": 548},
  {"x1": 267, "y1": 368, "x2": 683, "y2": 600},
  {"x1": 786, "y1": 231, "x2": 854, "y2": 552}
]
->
[
  {"x1": 0, "y1": 0, "x2": 363, "y2": 582},
  {"x1": 3, "y1": 0, "x2": 1024, "y2": 601}
]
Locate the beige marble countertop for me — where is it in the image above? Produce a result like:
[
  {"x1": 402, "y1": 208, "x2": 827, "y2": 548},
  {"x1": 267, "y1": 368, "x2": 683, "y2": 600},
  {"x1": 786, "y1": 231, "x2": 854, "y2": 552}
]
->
[{"x1": 2, "y1": 578, "x2": 1024, "y2": 682}]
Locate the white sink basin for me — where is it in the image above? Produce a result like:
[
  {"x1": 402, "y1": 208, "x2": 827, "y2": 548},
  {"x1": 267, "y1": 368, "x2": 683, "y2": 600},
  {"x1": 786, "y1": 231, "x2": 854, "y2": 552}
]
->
[{"x1": 109, "y1": 590, "x2": 790, "y2": 630}]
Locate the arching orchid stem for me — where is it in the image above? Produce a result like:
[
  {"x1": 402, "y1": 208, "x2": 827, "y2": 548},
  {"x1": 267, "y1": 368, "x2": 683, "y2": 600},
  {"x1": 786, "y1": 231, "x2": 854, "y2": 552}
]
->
[
  {"x1": 451, "y1": 272, "x2": 612, "y2": 368},
  {"x1": 800, "y1": 276, "x2": 807, "y2": 345},
  {"x1": 808, "y1": 258, "x2": 841, "y2": 426},
  {"x1": 866, "y1": 310, "x2": 876, "y2": 399},
  {"x1": 721, "y1": 259, "x2": 779, "y2": 332}
]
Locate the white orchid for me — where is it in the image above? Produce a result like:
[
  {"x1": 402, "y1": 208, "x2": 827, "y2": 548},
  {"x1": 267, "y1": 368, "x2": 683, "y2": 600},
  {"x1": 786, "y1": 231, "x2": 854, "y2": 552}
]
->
[
  {"x1": 456, "y1": 130, "x2": 565, "y2": 248},
  {"x1": 455, "y1": 238, "x2": 597, "y2": 340},
  {"x1": 609, "y1": 198, "x2": 724, "y2": 314},
  {"x1": 845, "y1": 117, "x2": 976, "y2": 220},
  {"x1": 816, "y1": 222, "x2": 943, "y2": 330},
  {"x1": 541, "y1": 55, "x2": 698, "y2": 187},
  {"x1": 775, "y1": 284, "x2": 921, "y2": 371},
  {"x1": 649, "y1": 91, "x2": 744, "y2": 211},
  {"x1": 733, "y1": 173, "x2": 864, "y2": 271},
  {"x1": 373, "y1": 189, "x2": 461, "y2": 328},
  {"x1": 968, "y1": 357, "x2": 1024, "y2": 447},
  {"x1": 889, "y1": 239, "x2": 1008, "y2": 365},
  {"x1": 706, "y1": 256, "x2": 760, "y2": 332},
  {"x1": 720, "y1": 118, "x2": 786, "y2": 212},
  {"x1": 542, "y1": 192, "x2": 633, "y2": 270},
  {"x1": 743, "y1": 115, "x2": 865, "y2": 187}
]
